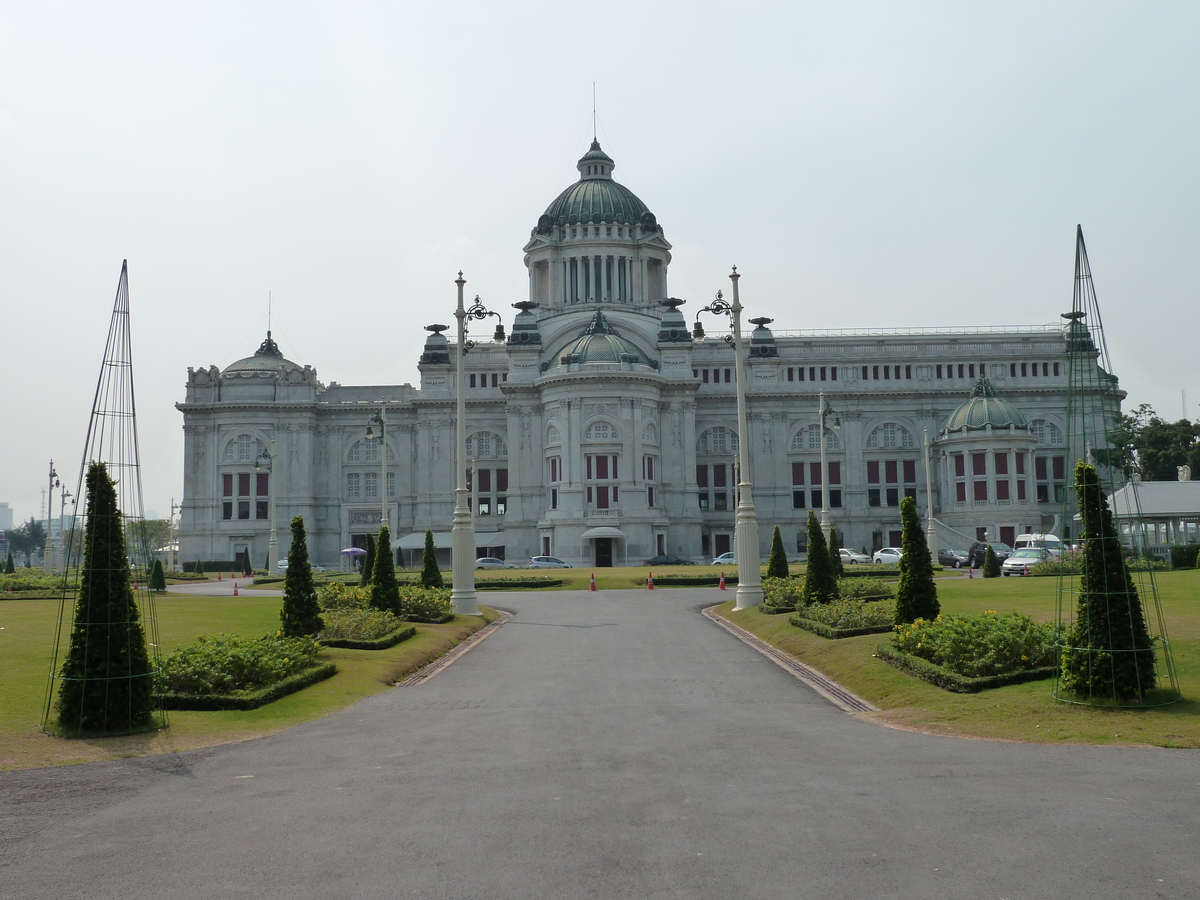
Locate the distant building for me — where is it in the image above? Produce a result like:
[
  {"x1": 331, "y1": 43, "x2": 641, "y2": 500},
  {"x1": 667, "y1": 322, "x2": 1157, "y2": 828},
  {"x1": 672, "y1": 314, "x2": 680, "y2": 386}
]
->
[
  {"x1": 0, "y1": 502, "x2": 12, "y2": 532},
  {"x1": 177, "y1": 140, "x2": 1113, "y2": 568}
]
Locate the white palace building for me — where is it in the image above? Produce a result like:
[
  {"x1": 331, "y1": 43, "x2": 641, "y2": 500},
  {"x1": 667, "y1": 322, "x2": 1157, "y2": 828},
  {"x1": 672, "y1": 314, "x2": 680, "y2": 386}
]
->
[{"x1": 177, "y1": 140, "x2": 1107, "y2": 569}]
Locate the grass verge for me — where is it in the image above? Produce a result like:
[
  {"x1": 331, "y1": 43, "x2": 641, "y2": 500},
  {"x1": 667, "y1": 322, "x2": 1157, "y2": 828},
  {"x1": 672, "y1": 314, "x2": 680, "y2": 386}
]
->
[
  {"x1": 0, "y1": 593, "x2": 497, "y2": 770},
  {"x1": 717, "y1": 569, "x2": 1200, "y2": 747}
]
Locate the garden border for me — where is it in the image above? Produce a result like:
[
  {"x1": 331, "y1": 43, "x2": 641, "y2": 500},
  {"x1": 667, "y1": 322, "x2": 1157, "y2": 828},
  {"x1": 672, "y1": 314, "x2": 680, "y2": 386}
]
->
[
  {"x1": 155, "y1": 661, "x2": 338, "y2": 711},
  {"x1": 874, "y1": 644, "x2": 1056, "y2": 693},
  {"x1": 789, "y1": 616, "x2": 894, "y2": 640},
  {"x1": 319, "y1": 624, "x2": 416, "y2": 650}
]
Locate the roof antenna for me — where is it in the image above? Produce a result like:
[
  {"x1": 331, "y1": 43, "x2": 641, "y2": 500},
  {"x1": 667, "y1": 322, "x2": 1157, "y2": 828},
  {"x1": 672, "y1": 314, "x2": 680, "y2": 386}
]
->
[
  {"x1": 592, "y1": 81, "x2": 597, "y2": 141},
  {"x1": 268, "y1": 290, "x2": 272, "y2": 337}
]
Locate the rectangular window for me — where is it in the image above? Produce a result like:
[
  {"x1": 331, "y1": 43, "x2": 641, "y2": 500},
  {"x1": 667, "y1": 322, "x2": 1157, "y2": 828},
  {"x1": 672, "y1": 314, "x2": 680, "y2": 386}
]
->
[
  {"x1": 543, "y1": 536, "x2": 551, "y2": 556},
  {"x1": 702, "y1": 369, "x2": 710, "y2": 383},
  {"x1": 647, "y1": 487, "x2": 655, "y2": 507},
  {"x1": 387, "y1": 471, "x2": 395, "y2": 497},
  {"x1": 905, "y1": 365, "x2": 912, "y2": 379},
  {"x1": 497, "y1": 469, "x2": 508, "y2": 492},
  {"x1": 996, "y1": 480, "x2": 1010, "y2": 501},
  {"x1": 478, "y1": 499, "x2": 491, "y2": 516},
  {"x1": 238, "y1": 500, "x2": 250, "y2": 519},
  {"x1": 491, "y1": 373, "x2": 499, "y2": 387},
  {"x1": 884, "y1": 366, "x2": 890, "y2": 380},
  {"x1": 1036, "y1": 456, "x2": 1048, "y2": 480},
  {"x1": 809, "y1": 462, "x2": 822, "y2": 486},
  {"x1": 820, "y1": 367, "x2": 827, "y2": 381},
  {"x1": 829, "y1": 462, "x2": 841, "y2": 485},
  {"x1": 657, "y1": 534, "x2": 665, "y2": 555},
  {"x1": 886, "y1": 487, "x2": 899, "y2": 507},
  {"x1": 1021, "y1": 363, "x2": 1028, "y2": 377},
  {"x1": 873, "y1": 366, "x2": 880, "y2": 380},
  {"x1": 586, "y1": 455, "x2": 593, "y2": 479},
  {"x1": 698, "y1": 493, "x2": 709, "y2": 511},
  {"x1": 256, "y1": 473, "x2": 269, "y2": 496},
  {"x1": 956, "y1": 482, "x2": 967, "y2": 502},
  {"x1": 469, "y1": 374, "x2": 476, "y2": 388},
  {"x1": 365, "y1": 472, "x2": 378, "y2": 499},
  {"x1": 496, "y1": 496, "x2": 506, "y2": 515},
  {"x1": 586, "y1": 486, "x2": 593, "y2": 503},
  {"x1": 714, "y1": 465, "x2": 727, "y2": 488},
  {"x1": 1053, "y1": 362, "x2": 1060, "y2": 376},
  {"x1": 1017, "y1": 480, "x2": 1026, "y2": 500},
  {"x1": 612, "y1": 456, "x2": 618, "y2": 479},
  {"x1": 954, "y1": 454, "x2": 966, "y2": 477},
  {"x1": 1052, "y1": 456, "x2": 1065, "y2": 481},
  {"x1": 972, "y1": 453, "x2": 987, "y2": 476},
  {"x1": 903, "y1": 460, "x2": 916, "y2": 483},
  {"x1": 223, "y1": 501, "x2": 233, "y2": 520},
  {"x1": 885, "y1": 460, "x2": 898, "y2": 484},
  {"x1": 796, "y1": 532, "x2": 808, "y2": 553},
  {"x1": 868, "y1": 488, "x2": 881, "y2": 507},
  {"x1": 792, "y1": 462, "x2": 805, "y2": 485},
  {"x1": 696, "y1": 465, "x2": 708, "y2": 488},
  {"x1": 811, "y1": 490, "x2": 823, "y2": 509},
  {"x1": 830, "y1": 490, "x2": 842, "y2": 508},
  {"x1": 644, "y1": 455, "x2": 655, "y2": 480},
  {"x1": 347, "y1": 473, "x2": 360, "y2": 499},
  {"x1": 792, "y1": 490, "x2": 806, "y2": 509},
  {"x1": 994, "y1": 453, "x2": 1008, "y2": 475},
  {"x1": 479, "y1": 468, "x2": 492, "y2": 492},
  {"x1": 787, "y1": 367, "x2": 794, "y2": 382},
  {"x1": 936, "y1": 364, "x2": 943, "y2": 379},
  {"x1": 725, "y1": 368, "x2": 732, "y2": 383},
  {"x1": 958, "y1": 364, "x2": 965, "y2": 379},
  {"x1": 713, "y1": 492, "x2": 727, "y2": 511},
  {"x1": 238, "y1": 473, "x2": 251, "y2": 496},
  {"x1": 974, "y1": 481, "x2": 988, "y2": 502},
  {"x1": 809, "y1": 367, "x2": 816, "y2": 382},
  {"x1": 1015, "y1": 452, "x2": 1025, "y2": 475},
  {"x1": 551, "y1": 488, "x2": 558, "y2": 509},
  {"x1": 1010, "y1": 363, "x2": 1017, "y2": 377},
  {"x1": 1037, "y1": 484, "x2": 1049, "y2": 503},
  {"x1": 904, "y1": 486, "x2": 917, "y2": 500},
  {"x1": 549, "y1": 458, "x2": 560, "y2": 482},
  {"x1": 862, "y1": 365, "x2": 869, "y2": 379},
  {"x1": 223, "y1": 473, "x2": 234, "y2": 497},
  {"x1": 867, "y1": 460, "x2": 880, "y2": 484},
  {"x1": 831, "y1": 367, "x2": 837, "y2": 380}
]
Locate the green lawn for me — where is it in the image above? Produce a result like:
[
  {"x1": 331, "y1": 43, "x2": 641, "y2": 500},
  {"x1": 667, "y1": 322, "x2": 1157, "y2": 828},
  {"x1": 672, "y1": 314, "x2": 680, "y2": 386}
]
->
[
  {"x1": 0, "y1": 593, "x2": 496, "y2": 770},
  {"x1": 720, "y1": 570, "x2": 1200, "y2": 748}
]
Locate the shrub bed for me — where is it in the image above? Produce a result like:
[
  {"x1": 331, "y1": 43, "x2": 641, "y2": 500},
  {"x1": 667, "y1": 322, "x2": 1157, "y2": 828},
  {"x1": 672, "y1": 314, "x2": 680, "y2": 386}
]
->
[
  {"x1": 890, "y1": 611, "x2": 1058, "y2": 678},
  {"x1": 789, "y1": 598, "x2": 896, "y2": 639},
  {"x1": 318, "y1": 607, "x2": 408, "y2": 641},
  {"x1": 837, "y1": 577, "x2": 893, "y2": 601},
  {"x1": 398, "y1": 586, "x2": 455, "y2": 623},
  {"x1": 760, "y1": 576, "x2": 804, "y2": 613},
  {"x1": 155, "y1": 632, "x2": 334, "y2": 710},
  {"x1": 476, "y1": 576, "x2": 564, "y2": 590},
  {"x1": 646, "y1": 574, "x2": 723, "y2": 586},
  {"x1": 874, "y1": 645, "x2": 1056, "y2": 693},
  {"x1": 0, "y1": 573, "x2": 74, "y2": 592}
]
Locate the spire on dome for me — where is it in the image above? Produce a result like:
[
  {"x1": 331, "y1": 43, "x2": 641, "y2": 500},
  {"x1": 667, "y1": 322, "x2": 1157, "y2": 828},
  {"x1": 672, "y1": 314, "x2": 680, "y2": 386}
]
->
[
  {"x1": 255, "y1": 331, "x2": 283, "y2": 358},
  {"x1": 970, "y1": 377, "x2": 998, "y2": 398},
  {"x1": 577, "y1": 140, "x2": 615, "y2": 180}
]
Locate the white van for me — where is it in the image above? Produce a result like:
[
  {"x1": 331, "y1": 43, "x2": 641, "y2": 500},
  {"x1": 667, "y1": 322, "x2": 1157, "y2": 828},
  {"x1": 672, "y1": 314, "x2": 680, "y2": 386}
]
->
[{"x1": 1013, "y1": 533, "x2": 1063, "y2": 556}]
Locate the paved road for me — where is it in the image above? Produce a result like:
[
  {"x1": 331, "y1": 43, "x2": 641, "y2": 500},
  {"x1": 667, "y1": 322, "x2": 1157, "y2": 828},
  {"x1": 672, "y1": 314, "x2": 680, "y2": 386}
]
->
[{"x1": 3, "y1": 588, "x2": 1197, "y2": 899}]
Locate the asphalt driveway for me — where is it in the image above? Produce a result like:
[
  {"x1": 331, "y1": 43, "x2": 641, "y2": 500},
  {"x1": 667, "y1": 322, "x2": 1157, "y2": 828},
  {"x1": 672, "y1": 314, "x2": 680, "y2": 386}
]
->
[{"x1": 2, "y1": 587, "x2": 1197, "y2": 899}]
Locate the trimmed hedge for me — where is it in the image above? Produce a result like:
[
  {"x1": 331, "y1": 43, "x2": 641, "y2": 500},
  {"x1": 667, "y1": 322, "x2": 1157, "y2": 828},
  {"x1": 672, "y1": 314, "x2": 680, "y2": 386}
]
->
[
  {"x1": 645, "y1": 574, "x2": 723, "y2": 586},
  {"x1": 789, "y1": 617, "x2": 894, "y2": 639},
  {"x1": 320, "y1": 625, "x2": 416, "y2": 650},
  {"x1": 1169, "y1": 546, "x2": 1200, "y2": 569},
  {"x1": 155, "y1": 661, "x2": 338, "y2": 711},
  {"x1": 875, "y1": 644, "x2": 1056, "y2": 693},
  {"x1": 475, "y1": 577, "x2": 564, "y2": 590}
]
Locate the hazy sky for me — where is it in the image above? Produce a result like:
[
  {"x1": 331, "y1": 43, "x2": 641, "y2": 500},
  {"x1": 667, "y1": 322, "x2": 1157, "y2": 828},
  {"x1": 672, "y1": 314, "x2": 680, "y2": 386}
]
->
[{"x1": 3, "y1": 1, "x2": 1197, "y2": 524}]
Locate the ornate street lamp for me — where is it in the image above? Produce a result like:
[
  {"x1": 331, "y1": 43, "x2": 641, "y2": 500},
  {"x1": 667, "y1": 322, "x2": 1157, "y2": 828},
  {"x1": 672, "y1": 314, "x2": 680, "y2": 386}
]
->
[
  {"x1": 448, "y1": 272, "x2": 501, "y2": 616},
  {"x1": 255, "y1": 439, "x2": 279, "y2": 573},
  {"x1": 696, "y1": 267, "x2": 762, "y2": 609},
  {"x1": 366, "y1": 403, "x2": 389, "y2": 530},
  {"x1": 58, "y1": 489, "x2": 74, "y2": 572},
  {"x1": 817, "y1": 391, "x2": 840, "y2": 529},
  {"x1": 44, "y1": 460, "x2": 59, "y2": 574}
]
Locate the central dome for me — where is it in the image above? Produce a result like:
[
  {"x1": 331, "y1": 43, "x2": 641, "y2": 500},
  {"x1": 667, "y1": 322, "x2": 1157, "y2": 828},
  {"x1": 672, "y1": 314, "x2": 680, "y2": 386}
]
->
[
  {"x1": 223, "y1": 332, "x2": 302, "y2": 374},
  {"x1": 943, "y1": 378, "x2": 1029, "y2": 432},
  {"x1": 554, "y1": 310, "x2": 649, "y2": 367},
  {"x1": 538, "y1": 140, "x2": 657, "y2": 229}
]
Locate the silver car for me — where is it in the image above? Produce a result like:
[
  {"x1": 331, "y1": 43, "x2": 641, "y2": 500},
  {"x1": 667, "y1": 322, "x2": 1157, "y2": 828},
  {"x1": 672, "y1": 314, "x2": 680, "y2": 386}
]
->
[
  {"x1": 476, "y1": 557, "x2": 517, "y2": 569},
  {"x1": 527, "y1": 556, "x2": 571, "y2": 568},
  {"x1": 872, "y1": 547, "x2": 903, "y2": 565}
]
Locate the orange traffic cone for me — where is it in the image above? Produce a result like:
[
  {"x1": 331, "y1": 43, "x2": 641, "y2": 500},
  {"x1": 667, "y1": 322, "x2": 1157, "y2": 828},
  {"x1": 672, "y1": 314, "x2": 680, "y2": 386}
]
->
[
  {"x1": 718, "y1": 571, "x2": 726, "y2": 590},
  {"x1": 218, "y1": 571, "x2": 222, "y2": 581},
  {"x1": 233, "y1": 581, "x2": 239, "y2": 596},
  {"x1": 968, "y1": 566, "x2": 973, "y2": 579},
  {"x1": 590, "y1": 572, "x2": 597, "y2": 591},
  {"x1": 647, "y1": 571, "x2": 655, "y2": 590}
]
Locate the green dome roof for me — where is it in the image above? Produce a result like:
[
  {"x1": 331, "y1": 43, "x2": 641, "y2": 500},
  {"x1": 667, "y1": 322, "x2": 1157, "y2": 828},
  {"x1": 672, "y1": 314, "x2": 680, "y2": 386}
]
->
[
  {"x1": 943, "y1": 378, "x2": 1029, "y2": 433},
  {"x1": 538, "y1": 140, "x2": 657, "y2": 229},
  {"x1": 554, "y1": 310, "x2": 649, "y2": 367},
  {"x1": 224, "y1": 333, "x2": 301, "y2": 374}
]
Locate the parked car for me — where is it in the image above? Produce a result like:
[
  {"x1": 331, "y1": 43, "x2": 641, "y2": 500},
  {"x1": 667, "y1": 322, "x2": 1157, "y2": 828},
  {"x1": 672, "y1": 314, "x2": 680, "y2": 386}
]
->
[
  {"x1": 476, "y1": 557, "x2": 517, "y2": 569},
  {"x1": 872, "y1": 547, "x2": 903, "y2": 565},
  {"x1": 1001, "y1": 548, "x2": 1051, "y2": 576},
  {"x1": 1013, "y1": 533, "x2": 1064, "y2": 556},
  {"x1": 641, "y1": 554, "x2": 697, "y2": 566},
  {"x1": 967, "y1": 541, "x2": 1013, "y2": 568},
  {"x1": 839, "y1": 548, "x2": 870, "y2": 565},
  {"x1": 278, "y1": 559, "x2": 288, "y2": 571},
  {"x1": 937, "y1": 548, "x2": 970, "y2": 568},
  {"x1": 528, "y1": 556, "x2": 571, "y2": 568},
  {"x1": 712, "y1": 551, "x2": 736, "y2": 566}
]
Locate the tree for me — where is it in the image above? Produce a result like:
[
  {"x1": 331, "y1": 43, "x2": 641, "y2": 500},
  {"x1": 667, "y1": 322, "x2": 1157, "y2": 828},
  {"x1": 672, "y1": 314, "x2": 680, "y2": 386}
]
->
[
  {"x1": 126, "y1": 519, "x2": 172, "y2": 566},
  {"x1": 983, "y1": 545, "x2": 1001, "y2": 578},
  {"x1": 767, "y1": 525, "x2": 788, "y2": 578},
  {"x1": 5, "y1": 518, "x2": 46, "y2": 566},
  {"x1": 801, "y1": 511, "x2": 839, "y2": 605},
  {"x1": 360, "y1": 533, "x2": 376, "y2": 587},
  {"x1": 369, "y1": 525, "x2": 400, "y2": 614},
  {"x1": 893, "y1": 496, "x2": 939, "y2": 625},
  {"x1": 57, "y1": 462, "x2": 152, "y2": 733},
  {"x1": 420, "y1": 528, "x2": 444, "y2": 588},
  {"x1": 148, "y1": 558, "x2": 167, "y2": 592},
  {"x1": 1059, "y1": 461, "x2": 1157, "y2": 700},
  {"x1": 827, "y1": 525, "x2": 845, "y2": 580},
  {"x1": 4, "y1": 552, "x2": 13, "y2": 574},
  {"x1": 1102, "y1": 403, "x2": 1200, "y2": 481},
  {"x1": 241, "y1": 551, "x2": 253, "y2": 577},
  {"x1": 280, "y1": 515, "x2": 323, "y2": 637}
]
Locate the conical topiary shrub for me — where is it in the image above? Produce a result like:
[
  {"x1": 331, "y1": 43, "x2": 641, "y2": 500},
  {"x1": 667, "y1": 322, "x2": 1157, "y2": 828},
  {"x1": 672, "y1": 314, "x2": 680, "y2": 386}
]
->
[
  {"x1": 802, "y1": 511, "x2": 839, "y2": 605},
  {"x1": 369, "y1": 525, "x2": 400, "y2": 615},
  {"x1": 1059, "y1": 461, "x2": 1157, "y2": 700},
  {"x1": 280, "y1": 515, "x2": 323, "y2": 637},
  {"x1": 767, "y1": 525, "x2": 789, "y2": 578},
  {"x1": 893, "y1": 495, "x2": 939, "y2": 625},
  {"x1": 57, "y1": 462, "x2": 153, "y2": 733},
  {"x1": 360, "y1": 533, "x2": 376, "y2": 587},
  {"x1": 827, "y1": 525, "x2": 845, "y2": 580},
  {"x1": 983, "y1": 545, "x2": 1001, "y2": 578},
  {"x1": 5, "y1": 552, "x2": 14, "y2": 573},
  {"x1": 242, "y1": 551, "x2": 253, "y2": 577},
  {"x1": 421, "y1": 528, "x2": 444, "y2": 588},
  {"x1": 149, "y1": 558, "x2": 167, "y2": 592}
]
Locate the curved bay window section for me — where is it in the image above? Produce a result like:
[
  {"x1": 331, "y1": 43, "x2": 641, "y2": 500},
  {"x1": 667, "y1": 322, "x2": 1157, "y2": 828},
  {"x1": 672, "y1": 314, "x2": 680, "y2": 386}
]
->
[
  {"x1": 220, "y1": 433, "x2": 269, "y2": 521},
  {"x1": 696, "y1": 425, "x2": 739, "y2": 513},
  {"x1": 788, "y1": 425, "x2": 842, "y2": 511},
  {"x1": 344, "y1": 438, "x2": 397, "y2": 503},
  {"x1": 583, "y1": 420, "x2": 620, "y2": 511},
  {"x1": 864, "y1": 422, "x2": 917, "y2": 509},
  {"x1": 466, "y1": 430, "x2": 509, "y2": 516}
]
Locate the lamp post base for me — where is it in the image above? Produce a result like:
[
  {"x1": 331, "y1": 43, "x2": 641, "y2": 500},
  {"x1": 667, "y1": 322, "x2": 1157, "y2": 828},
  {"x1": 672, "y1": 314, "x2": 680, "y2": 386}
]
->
[
  {"x1": 450, "y1": 489, "x2": 478, "y2": 616},
  {"x1": 733, "y1": 484, "x2": 763, "y2": 610}
]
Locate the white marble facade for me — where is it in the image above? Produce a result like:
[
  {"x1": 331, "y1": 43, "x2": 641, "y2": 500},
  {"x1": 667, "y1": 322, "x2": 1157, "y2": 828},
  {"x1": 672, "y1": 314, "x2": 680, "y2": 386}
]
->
[{"x1": 177, "y1": 141, "x2": 1105, "y2": 568}]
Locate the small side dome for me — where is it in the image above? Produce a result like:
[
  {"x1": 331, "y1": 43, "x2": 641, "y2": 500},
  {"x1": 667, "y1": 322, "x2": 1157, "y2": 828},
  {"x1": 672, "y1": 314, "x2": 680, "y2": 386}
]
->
[
  {"x1": 943, "y1": 378, "x2": 1029, "y2": 433},
  {"x1": 656, "y1": 298, "x2": 692, "y2": 344},
  {"x1": 747, "y1": 317, "x2": 779, "y2": 358},
  {"x1": 553, "y1": 310, "x2": 650, "y2": 367},
  {"x1": 223, "y1": 332, "x2": 302, "y2": 375},
  {"x1": 420, "y1": 324, "x2": 451, "y2": 365},
  {"x1": 506, "y1": 301, "x2": 543, "y2": 348}
]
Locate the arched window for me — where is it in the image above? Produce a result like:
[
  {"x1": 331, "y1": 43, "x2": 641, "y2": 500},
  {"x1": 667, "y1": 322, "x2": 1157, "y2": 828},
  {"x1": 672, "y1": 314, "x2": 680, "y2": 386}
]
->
[
  {"x1": 696, "y1": 426, "x2": 739, "y2": 455},
  {"x1": 866, "y1": 422, "x2": 914, "y2": 450},
  {"x1": 546, "y1": 424, "x2": 561, "y2": 446},
  {"x1": 585, "y1": 421, "x2": 617, "y2": 441},
  {"x1": 467, "y1": 431, "x2": 507, "y2": 459},
  {"x1": 223, "y1": 433, "x2": 265, "y2": 463},
  {"x1": 1031, "y1": 419, "x2": 1064, "y2": 446},
  {"x1": 789, "y1": 425, "x2": 839, "y2": 452},
  {"x1": 347, "y1": 439, "x2": 396, "y2": 463},
  {"x1": 642, "y1": 422, "x2": 658, "y2": 445}
]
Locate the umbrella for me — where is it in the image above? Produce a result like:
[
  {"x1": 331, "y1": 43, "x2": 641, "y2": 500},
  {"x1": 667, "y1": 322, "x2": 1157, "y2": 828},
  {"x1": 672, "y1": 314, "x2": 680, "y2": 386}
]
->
[{"x1": 340, "y1": 547, "x2": 367, "y2": 556}]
